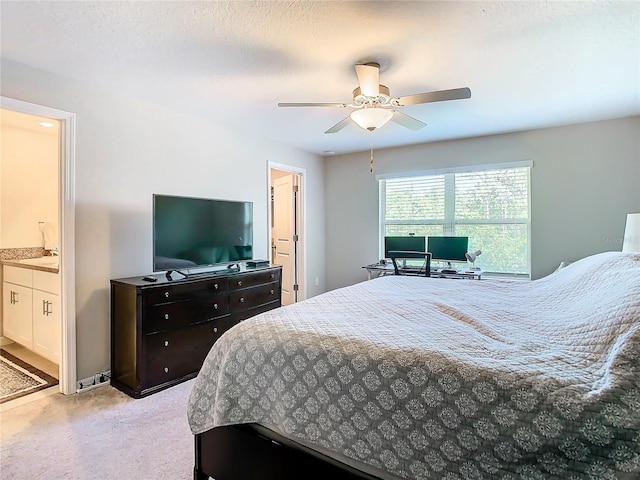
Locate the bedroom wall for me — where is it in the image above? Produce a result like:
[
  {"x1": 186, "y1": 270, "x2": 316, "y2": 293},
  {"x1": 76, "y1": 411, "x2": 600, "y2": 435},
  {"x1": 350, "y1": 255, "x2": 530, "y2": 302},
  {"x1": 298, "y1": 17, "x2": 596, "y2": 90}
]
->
[
  {"x1": 1, "y1": 58, "x2": 326, "y2": 380},
  {"x1": 325, "y1": 116, "x2": 640, "y2": 290}
]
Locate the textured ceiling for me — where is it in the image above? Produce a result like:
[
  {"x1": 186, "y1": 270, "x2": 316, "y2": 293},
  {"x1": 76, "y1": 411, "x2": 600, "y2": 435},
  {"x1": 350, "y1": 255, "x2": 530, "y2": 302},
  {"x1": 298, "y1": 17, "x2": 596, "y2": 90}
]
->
[{"x1": 1, "y1": 1, "x2": 639, "y2": 155}]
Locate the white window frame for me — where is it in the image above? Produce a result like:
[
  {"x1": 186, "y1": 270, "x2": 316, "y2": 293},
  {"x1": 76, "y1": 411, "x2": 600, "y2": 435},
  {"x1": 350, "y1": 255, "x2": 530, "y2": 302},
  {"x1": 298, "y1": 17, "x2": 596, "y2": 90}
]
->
[{"x1": 377, "y1": 161, "x2": 533, "y2": 277}]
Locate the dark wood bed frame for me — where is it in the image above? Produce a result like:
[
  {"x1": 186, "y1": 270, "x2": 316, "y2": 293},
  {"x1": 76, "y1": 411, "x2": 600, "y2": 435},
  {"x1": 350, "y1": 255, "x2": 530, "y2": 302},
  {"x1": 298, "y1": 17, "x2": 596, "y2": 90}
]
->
[{"x1": 194, "y1": 424, "x2": 383, "y2": 480}]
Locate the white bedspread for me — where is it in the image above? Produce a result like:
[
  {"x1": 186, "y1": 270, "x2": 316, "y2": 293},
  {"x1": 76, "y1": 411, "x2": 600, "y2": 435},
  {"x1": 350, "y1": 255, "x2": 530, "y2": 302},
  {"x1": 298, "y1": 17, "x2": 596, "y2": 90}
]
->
[{"x1": 188, "y1": 251, "x2": 640, "y2": 479}]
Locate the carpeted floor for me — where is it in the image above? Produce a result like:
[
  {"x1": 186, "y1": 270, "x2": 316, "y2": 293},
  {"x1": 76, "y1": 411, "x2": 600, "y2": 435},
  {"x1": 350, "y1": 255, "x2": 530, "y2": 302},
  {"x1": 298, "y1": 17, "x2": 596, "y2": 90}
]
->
[
  {"x1": 0, "y1": 349, "x2": 58, "y2": 404},
  {"x1": 0, "y1": 378, "x2": 195, "y2": 479}
]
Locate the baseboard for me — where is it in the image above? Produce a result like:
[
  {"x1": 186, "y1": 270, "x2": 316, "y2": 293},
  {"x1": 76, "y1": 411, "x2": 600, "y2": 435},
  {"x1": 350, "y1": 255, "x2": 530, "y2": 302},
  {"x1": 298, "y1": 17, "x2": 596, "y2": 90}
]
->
[{"x1": 0, "y1": 336, "x2": 15, "y2": 347}]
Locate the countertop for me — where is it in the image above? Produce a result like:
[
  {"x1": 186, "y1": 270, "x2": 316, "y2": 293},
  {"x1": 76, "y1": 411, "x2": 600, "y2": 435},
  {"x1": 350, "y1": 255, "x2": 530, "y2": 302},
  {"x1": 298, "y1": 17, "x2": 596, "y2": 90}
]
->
[{"x1": 2, "y1": 258, "x2": 59, "y2": 274}]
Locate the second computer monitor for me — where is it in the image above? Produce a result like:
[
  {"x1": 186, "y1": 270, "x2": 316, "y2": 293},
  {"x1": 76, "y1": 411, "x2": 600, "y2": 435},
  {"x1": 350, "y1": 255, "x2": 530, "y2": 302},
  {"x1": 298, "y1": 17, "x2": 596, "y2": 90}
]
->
[{"x1": 427, "y1": 236, "x2": 469, "y2": 263}]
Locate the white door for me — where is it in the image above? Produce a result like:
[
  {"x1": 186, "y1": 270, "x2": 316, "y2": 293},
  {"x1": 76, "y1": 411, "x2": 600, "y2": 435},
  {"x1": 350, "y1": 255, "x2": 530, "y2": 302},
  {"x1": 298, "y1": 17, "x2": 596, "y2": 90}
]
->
[{"x1": 272, "y1": 174, "x2": 298, "y2": 305}]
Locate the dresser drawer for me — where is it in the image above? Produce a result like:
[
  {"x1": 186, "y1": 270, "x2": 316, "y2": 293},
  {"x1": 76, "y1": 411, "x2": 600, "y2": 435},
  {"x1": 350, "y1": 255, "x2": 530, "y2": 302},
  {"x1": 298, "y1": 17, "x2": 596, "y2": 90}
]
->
[
  {"x1": 142, "y1": 278, "x2": 229, "y2": 306},
  {"x1": 145, "y1": 344, "x2": 212, "y2": 386},
  {"x1": 229, "y1": 269, "x2": 281, "y2": 291},
  {"x1": 144, "y1": 316, "x2": 236, "y2": 359},
  {"x1": 235, "y1": 300, "x2": 282, "y2": 322},
  {"x1": 143, "y1": 295, "x2": 230, "y2": 334},
  {"x1": 230, "y1": 282, "x2": 280, "y2": 312}
]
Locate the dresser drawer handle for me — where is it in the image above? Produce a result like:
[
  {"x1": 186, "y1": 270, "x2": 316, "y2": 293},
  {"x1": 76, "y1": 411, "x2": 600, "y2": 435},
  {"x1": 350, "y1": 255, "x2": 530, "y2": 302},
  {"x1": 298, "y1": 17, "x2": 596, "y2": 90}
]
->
[
  {"x1": 239, "y1": 297, "x2": 245, "y2": 303},
  {"x1": 164, "y1": 340, "x2": 169, "y2": 347},
  {"x1": 270, "y1": 273, "x2": 275, "y2": 279},
  {"x1": 164, "y1": 313, "x2": 169, "y2": 320},
  {"x1": 237, "y1": 281, "x2": 242, "y2": 287},
  {"x1": 213, "y1": 327, "x2": 218, "y2": 333},
  {"x1": 164, "y1": 367, "x2": 169, "y2": 373},
  {"x1": 164, "y1": 291, "x2": 170, "y2": 298},
  {"x1": 213, "y1": 283, "x2": 219, "y2": 290},
  {"x1": 213, "y1": 303, "x2": 218, "y2": 310},
  {"x1": 270, "y1": 289, "x2": 274, "y2": 295}
]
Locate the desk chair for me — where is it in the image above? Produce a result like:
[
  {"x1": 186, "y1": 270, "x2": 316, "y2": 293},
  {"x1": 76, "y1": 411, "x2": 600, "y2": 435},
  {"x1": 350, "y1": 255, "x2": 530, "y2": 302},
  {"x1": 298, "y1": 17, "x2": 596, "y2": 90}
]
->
[{"x1": 388, "y1": 251, "x2": 431, "y2": 277}]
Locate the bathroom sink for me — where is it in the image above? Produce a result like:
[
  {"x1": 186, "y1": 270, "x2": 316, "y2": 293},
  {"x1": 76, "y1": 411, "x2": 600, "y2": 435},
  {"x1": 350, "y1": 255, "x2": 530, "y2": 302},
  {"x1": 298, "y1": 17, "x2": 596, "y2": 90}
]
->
[{"x1": 19, "y1": 256, "x2": 59, "y2": 268}]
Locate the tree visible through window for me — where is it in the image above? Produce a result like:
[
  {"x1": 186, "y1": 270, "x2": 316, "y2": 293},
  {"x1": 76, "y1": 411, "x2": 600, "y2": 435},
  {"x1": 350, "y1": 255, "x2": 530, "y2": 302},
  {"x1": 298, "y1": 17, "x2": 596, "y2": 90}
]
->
[{"x1": 379, "y1": 164, "x2": 531, "y2": 275}]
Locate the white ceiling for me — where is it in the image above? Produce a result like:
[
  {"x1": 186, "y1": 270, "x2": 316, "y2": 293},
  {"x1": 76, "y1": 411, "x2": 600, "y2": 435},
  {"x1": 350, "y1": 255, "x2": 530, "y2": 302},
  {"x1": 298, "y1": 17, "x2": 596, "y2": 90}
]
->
[{"x1": 1, "y1": 1, "x2": 638, "y2": 156}]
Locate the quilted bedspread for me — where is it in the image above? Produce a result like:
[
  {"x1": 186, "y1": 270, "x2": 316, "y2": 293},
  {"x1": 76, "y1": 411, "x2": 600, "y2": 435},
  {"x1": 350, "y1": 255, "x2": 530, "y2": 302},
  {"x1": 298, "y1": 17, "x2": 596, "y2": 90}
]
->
[{"x1": 188, "y1": 252, "x2": 640, "y2": 479}]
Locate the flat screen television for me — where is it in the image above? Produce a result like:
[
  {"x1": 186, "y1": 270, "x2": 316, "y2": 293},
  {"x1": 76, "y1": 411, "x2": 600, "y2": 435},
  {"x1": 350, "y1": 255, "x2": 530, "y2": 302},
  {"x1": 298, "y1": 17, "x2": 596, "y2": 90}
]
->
[
  {"x1": 427, "y1": 236, "x2": 469, "y2": 263},
  {"x1": 153, "y1": 194, "x2": 253, "y2": 273},
  {"x1": 384, "y1": 236, "x2": 426, "y2": 259}
]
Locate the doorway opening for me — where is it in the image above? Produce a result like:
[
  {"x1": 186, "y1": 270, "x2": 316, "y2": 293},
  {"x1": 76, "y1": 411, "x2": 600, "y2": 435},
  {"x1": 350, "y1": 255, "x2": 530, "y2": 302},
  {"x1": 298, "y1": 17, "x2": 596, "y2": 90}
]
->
[
  {"x1": 268, "y1": 163, "x2": 305, "y2": 305},
  {"x1": 1, "y1": 97, "x2": 76, "y2": 401}
]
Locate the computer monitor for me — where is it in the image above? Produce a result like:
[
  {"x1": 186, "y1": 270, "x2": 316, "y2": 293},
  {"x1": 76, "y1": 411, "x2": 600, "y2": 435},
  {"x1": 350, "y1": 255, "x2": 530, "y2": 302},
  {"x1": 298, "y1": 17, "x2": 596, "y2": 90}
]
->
[
  {"x1": 384, "y1": 236, "x2": 426, "y2": 259},
  {"x1": 427, "y1": 236, "x2": 469, "y2": 263}
]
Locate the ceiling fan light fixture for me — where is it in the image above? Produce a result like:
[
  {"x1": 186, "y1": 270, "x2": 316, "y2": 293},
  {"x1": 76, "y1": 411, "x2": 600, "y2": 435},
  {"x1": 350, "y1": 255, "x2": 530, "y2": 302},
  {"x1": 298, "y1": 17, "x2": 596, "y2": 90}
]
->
[{"x1": 350, "y1": 107, "x2": 393, "y2": 131}]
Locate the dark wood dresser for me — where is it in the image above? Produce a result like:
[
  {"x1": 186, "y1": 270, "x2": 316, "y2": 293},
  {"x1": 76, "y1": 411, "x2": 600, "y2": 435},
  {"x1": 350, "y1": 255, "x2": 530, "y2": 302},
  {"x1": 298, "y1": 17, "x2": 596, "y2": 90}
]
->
[{"x1": 110, "y1": 265, "x2": 282, "y2": 398}]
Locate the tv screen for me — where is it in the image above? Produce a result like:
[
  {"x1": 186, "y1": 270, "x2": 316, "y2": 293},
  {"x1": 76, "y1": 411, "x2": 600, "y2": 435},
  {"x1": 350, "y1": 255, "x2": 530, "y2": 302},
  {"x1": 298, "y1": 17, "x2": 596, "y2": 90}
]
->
[
  {"x1": 427, "y1": 236, "x2": 468, "y2": 263},
  {"x1": 153, "y1": 194, "x2": 253, "y2": 272},
  {"x1": 384, "y1": 236, "x2": 426, "y2": 259}
]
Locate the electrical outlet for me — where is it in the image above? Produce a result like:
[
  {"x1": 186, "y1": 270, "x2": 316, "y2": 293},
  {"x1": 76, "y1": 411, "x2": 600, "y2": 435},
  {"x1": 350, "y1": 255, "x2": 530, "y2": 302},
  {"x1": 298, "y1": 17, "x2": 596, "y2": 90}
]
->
[{"x1": 76, "y1": 371, "x2": 111, "y2": 394}]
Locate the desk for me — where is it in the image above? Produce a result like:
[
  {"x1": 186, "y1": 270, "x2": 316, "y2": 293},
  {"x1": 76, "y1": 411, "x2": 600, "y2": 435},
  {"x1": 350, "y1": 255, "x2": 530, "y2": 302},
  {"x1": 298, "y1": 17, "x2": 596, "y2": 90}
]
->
[
  {"x1": 430, "y1": 269, "x2": 482, "y2": 280},
  {"x1": 362, "y1": 263, "x2": 395, "y2": 280},
  {"x1": 362, "y1": 263, "x2": 482, "y2": 280}
]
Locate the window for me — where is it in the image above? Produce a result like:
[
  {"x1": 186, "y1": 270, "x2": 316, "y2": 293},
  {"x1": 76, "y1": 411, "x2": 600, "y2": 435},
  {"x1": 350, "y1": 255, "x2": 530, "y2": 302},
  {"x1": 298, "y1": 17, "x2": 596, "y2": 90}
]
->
[{"x1": 379, "y1": 162, "x2": 531, "y2": 275}]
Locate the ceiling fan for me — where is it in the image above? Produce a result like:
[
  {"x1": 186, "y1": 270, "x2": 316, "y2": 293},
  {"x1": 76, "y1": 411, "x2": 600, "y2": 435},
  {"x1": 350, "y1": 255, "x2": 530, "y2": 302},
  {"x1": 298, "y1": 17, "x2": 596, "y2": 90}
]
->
[{"x1": 278, "y1": 62, "x2": 471, "y2": 134}]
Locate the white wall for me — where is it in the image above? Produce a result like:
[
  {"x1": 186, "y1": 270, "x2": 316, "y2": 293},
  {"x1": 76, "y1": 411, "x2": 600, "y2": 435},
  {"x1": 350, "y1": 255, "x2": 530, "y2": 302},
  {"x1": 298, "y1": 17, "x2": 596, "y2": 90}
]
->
[
  {"x1": 0, "y1": 120, "x2": 59, "y2": 248},
  {"x1": 1, "y1": 59, "x2": 326, "y2": 379},
  {"x1": 325, "y1": 116, "x2": 640, "y2": 290}
]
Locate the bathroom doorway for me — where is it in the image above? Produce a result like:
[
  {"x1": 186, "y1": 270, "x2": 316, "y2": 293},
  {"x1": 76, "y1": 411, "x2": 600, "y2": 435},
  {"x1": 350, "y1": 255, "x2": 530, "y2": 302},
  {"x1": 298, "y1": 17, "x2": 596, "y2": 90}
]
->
[{"x1": 0, "y1": 97, "x2": 76, "y2": 398}]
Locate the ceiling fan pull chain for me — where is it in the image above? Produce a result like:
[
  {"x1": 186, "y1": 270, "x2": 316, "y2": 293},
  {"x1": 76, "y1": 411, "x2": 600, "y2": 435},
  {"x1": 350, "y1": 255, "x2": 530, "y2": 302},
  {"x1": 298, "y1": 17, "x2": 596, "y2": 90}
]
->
[{"x1": 370, "y1": 147, "x2": 374, "y2": 173}]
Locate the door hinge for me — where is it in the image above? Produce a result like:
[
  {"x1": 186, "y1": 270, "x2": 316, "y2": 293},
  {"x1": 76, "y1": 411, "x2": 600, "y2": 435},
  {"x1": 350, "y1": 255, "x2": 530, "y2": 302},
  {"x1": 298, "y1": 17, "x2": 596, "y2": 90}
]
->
[
  {"x1": 293, "y1": 284, "x2": 299, "y2": 291},
  {"x1": 293, "y1": 185, "x2": 299, "y2": 193},
  {"x1": 292, "y1": 234, "x2": 299, "y2": 242}
]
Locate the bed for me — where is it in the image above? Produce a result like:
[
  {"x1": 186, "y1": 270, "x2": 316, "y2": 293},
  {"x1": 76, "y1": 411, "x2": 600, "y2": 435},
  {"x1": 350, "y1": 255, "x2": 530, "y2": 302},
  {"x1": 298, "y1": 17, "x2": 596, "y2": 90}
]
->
[{"x1": 187, "y1": 251, "x2": 640, "y2": 479}]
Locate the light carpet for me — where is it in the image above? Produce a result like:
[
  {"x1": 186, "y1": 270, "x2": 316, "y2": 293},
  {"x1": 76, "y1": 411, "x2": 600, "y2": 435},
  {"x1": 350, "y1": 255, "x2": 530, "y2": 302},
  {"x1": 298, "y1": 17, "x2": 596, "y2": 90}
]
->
[
  {"x1": 0, "y1": 379, "x2": 195, "y2": 479},
  {"x1": 0, "y1": 349, "x2": 58, "y2": 403}
]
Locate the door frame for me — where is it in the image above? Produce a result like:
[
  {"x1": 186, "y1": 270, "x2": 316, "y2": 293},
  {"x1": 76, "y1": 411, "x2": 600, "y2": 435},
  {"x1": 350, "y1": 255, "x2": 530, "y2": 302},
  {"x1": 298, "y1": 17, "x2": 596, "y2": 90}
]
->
[
  {"x1": 1, "y1": 96, "x2": 77, "y2": 395},
  {"x1": 267, "y1": 161, "x2": 306, "y2": 302}
]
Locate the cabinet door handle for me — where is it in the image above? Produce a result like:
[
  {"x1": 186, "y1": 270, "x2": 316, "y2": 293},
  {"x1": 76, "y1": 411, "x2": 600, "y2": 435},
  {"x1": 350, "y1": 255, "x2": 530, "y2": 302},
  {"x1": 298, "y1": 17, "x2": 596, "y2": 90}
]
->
[
  {"x1": 164, "y1": 340, "x2": 169, "y2": 347},
  {"x1": 11, "y1": 291, "x2": 18, "y2": 305},
  {"x1": 164, "y1": 313, "x2": 169, "y2": 320},
  {"x1": 43, "y1": 300, "x2": 53, "y2": 316},
  {"x1": 164, "y1": 367, "x2": 169, "y2": 373},
  {"x1": 213, "y1": 327, "x2": 218, "y2": 333}
]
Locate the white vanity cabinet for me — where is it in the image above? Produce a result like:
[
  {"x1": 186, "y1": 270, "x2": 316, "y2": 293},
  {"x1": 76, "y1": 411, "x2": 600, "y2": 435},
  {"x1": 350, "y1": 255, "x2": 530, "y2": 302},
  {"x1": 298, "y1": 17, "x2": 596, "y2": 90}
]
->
[{"x1": 2, "y1": 265, "x2": 60, "y2": 364}]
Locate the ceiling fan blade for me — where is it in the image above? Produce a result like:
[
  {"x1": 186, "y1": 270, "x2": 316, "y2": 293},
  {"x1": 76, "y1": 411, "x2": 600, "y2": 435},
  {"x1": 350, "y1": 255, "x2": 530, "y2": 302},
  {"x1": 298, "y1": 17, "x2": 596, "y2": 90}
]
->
[
  {"x1": 325, "y1": 116, "x2": 352, "y2": 134},
  {"x1": 355, "y1": 63, "x2": 380, "y2": 97},
  {"x1": 278, "y1": 102, "x2": 349, "y2": 108},
  {"x1": 394, "y1": 87, "x2": 471, "y2": 106},
  {"x1": 390, "y1": 110, "x2": 427, "y2": 131}
]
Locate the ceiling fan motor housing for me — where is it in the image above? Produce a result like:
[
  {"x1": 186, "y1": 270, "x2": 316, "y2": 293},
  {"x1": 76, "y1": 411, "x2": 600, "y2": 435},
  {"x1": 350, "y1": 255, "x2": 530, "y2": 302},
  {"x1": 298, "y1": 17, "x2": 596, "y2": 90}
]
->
[{"x1": 352, "y1": 85, "x2": 391, "y2": 107}]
